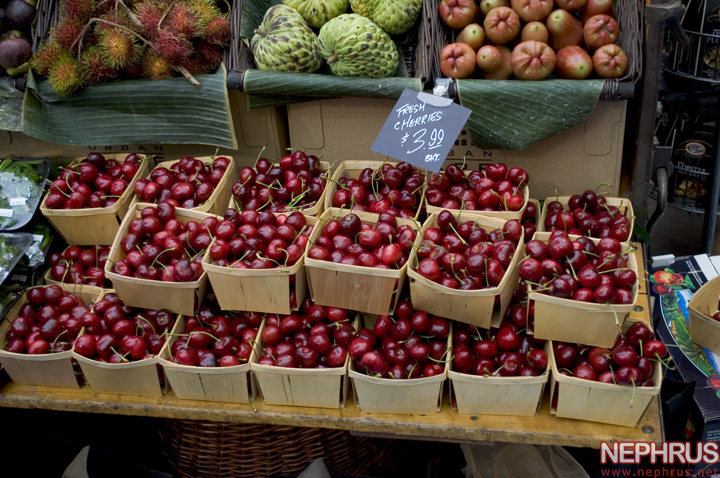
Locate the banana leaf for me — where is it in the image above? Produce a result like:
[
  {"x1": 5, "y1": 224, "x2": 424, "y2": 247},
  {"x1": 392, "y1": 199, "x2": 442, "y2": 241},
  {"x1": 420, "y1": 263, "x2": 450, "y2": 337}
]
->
[
  {"x1": 0, "y1": 80, "x2": 24, "y2": 132},
  {"x1": 456, "y1": 79, "x2": 604, "y2": 150},
  {"x1": 21, "y1": 66, "x2": 237, "y2": 148}
]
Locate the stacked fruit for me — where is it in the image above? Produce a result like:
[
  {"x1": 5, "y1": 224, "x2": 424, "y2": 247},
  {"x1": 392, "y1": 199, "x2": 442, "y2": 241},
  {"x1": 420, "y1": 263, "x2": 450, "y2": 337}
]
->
[
  {"x1": 30, "y1": 0, "x2": 231, "y2": 96},
  {"x1": 134, "y1": 156, "x2": 231, "y2": 209},
  {"x1": 329, "y1": 162, "x2": 426, "y2": 218},
  {"x1": 44, "y1": 153, "x2": 143, "y2": 210},
  {"x1": 47, "y1": 245, "x2": 112, "y2": 288},
  {"x1": 255, "y1": 297, "x2": 354, "y2": 369},
  {"x1": 438, "y1": 0, "x2": 628, "y2": 80},
  {"x1": 425, "y1": 163, "x2": 528, "y2": 212},
  {"x1": 232, "y1": 151, "x2": 328, "y2": 213},
  {"x1": 0, "y1": 0, "x2": 37, "y2": 76},
  {"x1": 542, "y1": 190, "x2": 632, "y2": 241},
  {"x1": 519, "y1": 232, "x2": 636, "y2": 304},
  {"x1": 73, "y1": 292, "x2": 176, "y2": 363},
  {"x1": 551, "y1": 322, "x2": 666, "y2": 398},
  {"x1": 165, "y1": 298, "x2": 260, "y2": 367},
  {"x1": 413, "y1": 211, "x2": 522, "y2": 290},
  {"x1": 108, "y1": 203, "x2": 207, "y2": 282},
  {"x1": 452, "y1": 310, "x2": 547, "y2": 377},
  {"x1": 349, "y1": 299, "x2": 450, "y2": 379},
  {"x1": 521, "y1": 199, "x2": 539, "y2": 243},
  {"x1": 4, "y1": 285, "x2": 89, "y2": 354},
  {"x1": 307, "y1": 212, "x2": 416, "y2": 268}
]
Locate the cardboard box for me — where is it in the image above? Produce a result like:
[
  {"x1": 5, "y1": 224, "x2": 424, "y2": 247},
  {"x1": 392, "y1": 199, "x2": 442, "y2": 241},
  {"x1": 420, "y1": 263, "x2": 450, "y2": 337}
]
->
[
  {"x1": 287, "y1": 98, "x2": 627, "y2": 199},
  {"x1": 0, "y1": 91, "x2": 288, "y2": 171}
]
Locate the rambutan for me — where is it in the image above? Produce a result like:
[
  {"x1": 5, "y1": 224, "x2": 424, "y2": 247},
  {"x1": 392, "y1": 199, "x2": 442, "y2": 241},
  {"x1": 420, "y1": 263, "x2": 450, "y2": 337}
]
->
[
  {"x1": 167, "y1": 3, "x2": 199, "y2": 39},
  {"x1": 193, "y1": 40, "x2": 222, "y2": 70},
  {"x1": 98, "y1": 27, "x2": 141, "y2": 69},
  {"x1": 190, "y1": 0, "x2": 221, "y2": 31},
  {"x1": 60, "y1": 0, "x2": 97, "y2": 24},
  {"x1": 80, "y1": 46, "x2": 118, "y2": 86},
  {"x1": 202, "y1": 14, "x2": 230, "y2": 47},
  {"x1": 94, "y1": 10, "x2": 132, "y2": 38},
  {"x1": 152, "y1": 28, "x2": 192, "y2": 65},
  {"x1": 122, "y1": 61, "x2": 142, "y2": 80},
  {"x1": 31, "y1": 41, "x2": 65, "y2": 77},
  {"x1": 51, "y1": 21, "x2": 85, "y2": 52},
  {"x1": 180, "y1": 57, "x2": 208, "y2": 76},
  {"x1": 48, "y1": 54, "x2": 85, "y2": 97},
  {"x1": 134, "y1": 0, "x2": 168, "y2": 40},
  {"x1": 141, "y1": 50, "x2": 173, "y2": 80}
]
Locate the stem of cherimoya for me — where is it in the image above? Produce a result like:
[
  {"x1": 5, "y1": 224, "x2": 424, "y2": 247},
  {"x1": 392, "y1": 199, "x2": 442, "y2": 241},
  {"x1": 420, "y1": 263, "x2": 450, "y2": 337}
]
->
[{"x1": 327, "y1": 54, "x2": 338, "y2": 65}]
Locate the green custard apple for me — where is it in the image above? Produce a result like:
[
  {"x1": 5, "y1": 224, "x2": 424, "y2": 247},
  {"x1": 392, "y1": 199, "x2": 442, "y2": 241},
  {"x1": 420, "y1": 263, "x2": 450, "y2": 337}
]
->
[
  {"x1": 283, "y1": 0, "x2": 350, "y2": 28},
  {"x1": 351, "y1": 0, "x2": 423, "y2": 35},
  {"x1": 251, "y1": 4, "x2": 322, "y2": 73},
  {"x1": 318, "y1": 14, "x2": 400, "y2": 77}
]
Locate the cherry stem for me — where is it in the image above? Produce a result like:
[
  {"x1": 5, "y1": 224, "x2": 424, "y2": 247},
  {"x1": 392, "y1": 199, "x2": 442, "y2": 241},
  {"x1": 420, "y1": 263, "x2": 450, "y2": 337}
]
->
[
  {"x1": 51, "y1": 330, "x2": 68, "y2": 352},
  {"x1": 109, "y1": 346, "x2": 130, "y2": 362},
  {"x1": 187, "y1": 330, "x2": 220, "y2": 343},
  {"x1": 150, "y1": 248, "x2": 174, "y2": 268}
]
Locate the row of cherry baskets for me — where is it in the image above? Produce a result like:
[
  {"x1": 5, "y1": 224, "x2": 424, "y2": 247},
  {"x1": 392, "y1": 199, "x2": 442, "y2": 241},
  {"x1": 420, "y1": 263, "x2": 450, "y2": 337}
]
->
[{"x1": 0, "y1": 151, "x2": 654, "y2": 429}]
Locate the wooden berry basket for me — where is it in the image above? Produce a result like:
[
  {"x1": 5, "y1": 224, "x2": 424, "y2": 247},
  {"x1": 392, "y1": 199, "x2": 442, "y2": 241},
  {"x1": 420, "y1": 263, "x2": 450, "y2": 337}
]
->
[
  {"x1": 424, "y1": 169, "x2": 530, "y2": 221},
  {"x1": 323, "y1": 160, "x2": 427, "y2": 220},
  {"x1": 349, "y1": 320, "x2": 451, "y2": 415},
  {"x1": 548, "y1": 340, "x2": 662, "y2": 427},
  {"x1": 104, "y1": 203, "x2": 214, "y2": 316},
  {"x1": 159, "y1": 315, "x2": 258, "y2": 403},
  {"x1": 249, "y1": 316, "x2": 357, "y2": 409},
  {"x1": 0, "y1": 284, "x2": 104, "y2": 389},
  {"x1": 407, "y1": 212, "x2": 523, "y2": 329},
  {"x1": 538, "y1": 195, "x2": 635, "y2": 242},
  {"x1": 202, "y1": 212, "x2": 317, "y2": 315},
  {"x1": 304, "y1": 208, "x2": 420, "y2": 316},
  {"x1": 688, "y1": 274, "x2": 720, "y2": 356},
  {"x1": 44, "y1": 245, "x2": 113, "y2": 290},
  {"x1": 40, "y1": 154, "x2": 149, "y2": 245},
  {"x1": 449, "y1": 341, "x2": 551, "y2": 416},
  {"x1": 133, "y1": 156, "x2": 236, "y2": 217},
  {"x1": 528, "y1": 232, "x2": 639, "y2": 348},
  {"x1": 71, "y1": 289, "x2": 178, "y2": 397},
  {"x1": 233, "y1": 161, "x2": 331, "y2": 218}
]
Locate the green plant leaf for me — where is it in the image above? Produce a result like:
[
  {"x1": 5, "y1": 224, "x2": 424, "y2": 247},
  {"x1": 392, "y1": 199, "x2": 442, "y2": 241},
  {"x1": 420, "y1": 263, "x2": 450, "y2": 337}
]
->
[
  {"x1": 633, "y1": 221, "x2": 652, "y2": 244},
  {"x1": 0, "y1": 80, "x2": 23, "y2": 132},
  {"x1": 21, "y1": 67, "x2": 236, "y2": 148},
  {"x1": 456, "y1": 79, "x2": 604, "y2": 150}
]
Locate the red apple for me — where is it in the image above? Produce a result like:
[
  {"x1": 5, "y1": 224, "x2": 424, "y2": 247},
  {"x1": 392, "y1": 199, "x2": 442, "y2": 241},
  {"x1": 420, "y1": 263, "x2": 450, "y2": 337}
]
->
[
  {"x1": 456, "y1": 23, "x2": 486, "y2": 51},
  {"x1": 439, "y1": 0, "x2": 478, "y2": 29},
  {"x1": 511, "y1": 40, "x2": 556, "y2": 80},
  {"x1": 583, "y1": 14, "x2": 620, "y2": 50},
  {"x1": 440, "y1": 42, "x2": 478, "y2": 79},
  {"x1": 555, "y1": 45, "x2": 593, "y2": 79},
  {"x1": 592, "y1": 43, "x2": 628, "y2": 78},
  {"x1": 521, "y1": 21, "x2": 549, "y2": 43},
  {"x1": 511, "y1": 0, "x2": 553, "y2": 23},
  {"x1": 484, "y1": 7, "x2": 521, "y2": 45}
]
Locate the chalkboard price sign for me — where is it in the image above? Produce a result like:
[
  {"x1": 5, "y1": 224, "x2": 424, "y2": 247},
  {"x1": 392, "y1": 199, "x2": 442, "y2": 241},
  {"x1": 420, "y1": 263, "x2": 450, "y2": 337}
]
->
[{"x1": 370, "y1": 89, "x2": 471, "y2": 173}]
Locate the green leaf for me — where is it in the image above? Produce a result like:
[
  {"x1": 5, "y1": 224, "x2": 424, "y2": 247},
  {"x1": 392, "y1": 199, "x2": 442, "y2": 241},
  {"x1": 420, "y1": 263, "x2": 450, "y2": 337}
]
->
[
  {"x1": 456, "y1": 79, "x2": 603, "y2": 150},
  {"x1": 0, "y1": 80, "x2": 24, "y2": 132},
  {"x1": 240, "y1": 0, "x2": 278, "y2": 45},
  {"x1": 21, "y1": 67, "x2": 236, "y2": 148},
  {"x1": 633, "y1": 221, "x2": 652, "y2": 244}
]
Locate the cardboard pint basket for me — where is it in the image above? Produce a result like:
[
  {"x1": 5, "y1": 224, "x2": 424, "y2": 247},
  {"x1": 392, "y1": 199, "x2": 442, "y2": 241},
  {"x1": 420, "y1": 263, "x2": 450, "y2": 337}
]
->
[
  {"x1": 159, "y1": 316, "x2": 258, "y2": 403},
  {"x1": 538, "y1": 195, "x2": 635, "y2": 243},
  {"x1": 44, "y1": 245, "x2": 113, "y2": 290},
  {"x1": 688, "y1": 275, "x2": 720, "y2": 356},
  {"x1": 349, "y1": 322, "x2": 451, "y2": 415},
  {"x1": 528, "y1": 233, "x2": 638, "y2": 348},
  {"x1": 449, "y1": 341, "x2": 551, "y2": 416},
  {"x1": 424, "y1": 170, "x2": 530, "y2": 221},
  {"x1": 304, "y1": 208, "x2": 419, "y2": 316},
  {"x1": 323, "y1": 160, "x2": 427, "y2": 220},
  {"x1": 0, "y1": 284, "x2": 104, "y2": 388},
  {"x1": 407, "y1": 212, "x2": 523, "y2": 329},
  {"x1": 202, "y1": 214, "x2": 317, "y2": 315},
  {"x1": 134, "y1": 156, "x2": 236, "y2": 217},
  {"x1": 104, "y1": 203, "x2": 214, "y2": 316},
  {"x1": 250, "y1": 317, "x2": 356, "y2": 409},
  {"x1": 549, "y1": 341, "x2": 662, "y2": 427},
  {"x1": 40, "y1": 154, "x2": 149, "y2": 245}
]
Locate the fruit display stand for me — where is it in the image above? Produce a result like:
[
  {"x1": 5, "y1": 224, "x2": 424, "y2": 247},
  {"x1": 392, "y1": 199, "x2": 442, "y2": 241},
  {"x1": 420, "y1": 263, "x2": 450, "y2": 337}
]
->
[
  {"x1": 687, "y1": 274, "x2": 720, "y2": 356},
  {"x1": 39, "y1": 154, "x2": 149, "y2": 245},
  {"x1": 538, "y1": 195, "x2": 635, "y2": 240}
]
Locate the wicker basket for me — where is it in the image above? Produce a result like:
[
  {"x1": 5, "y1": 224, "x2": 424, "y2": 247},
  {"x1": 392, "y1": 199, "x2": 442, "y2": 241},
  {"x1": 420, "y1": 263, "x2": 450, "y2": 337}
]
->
[{"x1": 160, "y1": 421, "x2": 384, "y2": 478}]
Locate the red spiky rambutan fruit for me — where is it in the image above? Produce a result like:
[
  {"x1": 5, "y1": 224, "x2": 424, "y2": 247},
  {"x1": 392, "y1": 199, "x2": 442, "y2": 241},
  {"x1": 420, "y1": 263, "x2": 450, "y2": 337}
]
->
[
  {"x1": 48, "y1": 54, "x2": 86, "y2": 97},
  {"x1": 180, "y1": 57, "x2": 208, "y2": 76},
  {"x1": 60, "y1": 0, "x2": 97, "y2": 24},
  {"x1": 193, "y1": 40, "x2": 222, "y2": 70},
  {"x1": 123, "y1": 61, "x2": 143, "y2": 80},
  {"x1": 134, "y1": 0, "x2": 167, "y2": 40},
  {"x1": 80, "y1": 46, "x2": 118, "y2": 86},
  {"x1": 98, "y1": 27, "x2": 141, "y2": 69},
  {"x1": 141, "y1": 50, "x2": 174, "y2": 80},
  {"x1": 190, "y1": 0, "x2": 220, "y2": 31},
  {"x1": 203, "y1": 15, "x2": 230, "y2": 46},
  {"x1": 31, "y1": 41, "x2": 65, "y2": 76},
  {"x1": 167, "y1": 3, "x2": 199, "y2": 39},
  {"x1": 94, "y1": 10, "x2": 132, "y2": 38},
  {"x1": 51, "y1": 21, "x2": 85, "y2": 52},
  {"x1": 153, "y1": 28, "x2": 193, "y2": 65}
]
